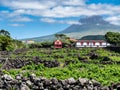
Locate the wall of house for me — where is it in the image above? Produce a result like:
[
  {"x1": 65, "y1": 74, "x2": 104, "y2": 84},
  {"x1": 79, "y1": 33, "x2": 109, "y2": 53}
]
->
[{"x1": 76, "y1": 42, "x2": 108, "y2": 47}]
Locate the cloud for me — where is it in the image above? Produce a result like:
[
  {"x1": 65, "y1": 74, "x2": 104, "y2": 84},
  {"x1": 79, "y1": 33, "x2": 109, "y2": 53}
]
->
[
  {"x1": 0, "y1": 0, "x2": 120, "y2": 25},
  {"x1": 105, "y1": 15, "x2": 120, "y2": 25},
  {"x1": 40, "y1": 18, "x2": 81, "y2": 25},
  {"x1": 61, "y1": 0, "x2": 85, "y2": 6},
  {"x1": 0, "y1": 0, "x2": 56, "y2": 10},
  {"x1": 41, "y1": 18, "x2": 56, "y2": 23},
  {"x1": 8, "y1": 23, "x2": 24, "y2": 27},
  {"x1": 10, "y1": 16, "x2": 33, "y2": 22}
]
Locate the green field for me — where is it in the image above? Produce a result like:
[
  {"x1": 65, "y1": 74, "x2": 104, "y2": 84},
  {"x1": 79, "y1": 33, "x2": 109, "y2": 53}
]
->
[{"x1": 2, "y1": 48, "x2": 120, "y2": 85}]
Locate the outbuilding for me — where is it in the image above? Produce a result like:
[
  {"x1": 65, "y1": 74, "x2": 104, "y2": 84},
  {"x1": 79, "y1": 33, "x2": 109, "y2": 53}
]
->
[
  {"x1": 54, "y1": 40, "x2": 62, "y2": 48},
  {"x1": 76, "y1": 40, "x2": 110, "y2": 47}
]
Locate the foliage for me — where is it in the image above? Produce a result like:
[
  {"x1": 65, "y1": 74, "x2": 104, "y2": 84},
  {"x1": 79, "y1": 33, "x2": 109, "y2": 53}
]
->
[
  {"x1": 29, "y1": 41, "x2": 53, "y2": 48},
  {"x1": 13, "y1": 39, "x2": 25, "y2": 49},
  {"x1": 105, "y1": 32, "x2": 120, "y2": 46},
  {"x1": 0, "y1": 29, "x2": 25, "y2": 51},
  {"x1": 0, "y1": 29, "x2": 10, "y2": 37},
  {"x1": 54, "y1": 34, "x2": 67, "y2": 39},
  {"x1": 54, "y1": 34, "x2": 74, "y2": 48},
  {"x1": 0, "y1": 35, "x2": 13, "y2": 51},
  {"x1": 29, "y1": 43, "x2": 42, "y2": 48}
]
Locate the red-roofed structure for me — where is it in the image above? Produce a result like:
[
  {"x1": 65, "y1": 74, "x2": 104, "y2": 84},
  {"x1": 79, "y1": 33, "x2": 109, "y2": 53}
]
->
[{"x1": 54, "y1": 40, "x2": 62, "y2": 48}]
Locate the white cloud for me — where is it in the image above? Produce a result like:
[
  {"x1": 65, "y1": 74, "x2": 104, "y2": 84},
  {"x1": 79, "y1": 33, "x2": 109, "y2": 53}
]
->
[
  {"x1": 105, "y1": 15, "x2": 120, "y2": 25},
  {"x1": 0, "y1": 0, "x2": 120, "y2": 25},
  {"x1": 40, "y1": 18, "x2": 81, "y2": 25},
  {"x1": 8, "y1": 23, "x2": 24, "y2": 27},
  {"x1": 41, "y1": 18, "x2": 56, "y2": 23},
  {"x1": 61, "y1": 0, "x2": 85, "y2": 6},
  {"x1": 0, "y1": 0, "x2": 56, "y2": 10},
  {"x1": 10, "y1": 16, "x2": 33, "y2": 22}
]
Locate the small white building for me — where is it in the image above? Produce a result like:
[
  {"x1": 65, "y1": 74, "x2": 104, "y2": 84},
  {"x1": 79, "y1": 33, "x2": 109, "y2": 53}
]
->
[
  {"x1": 22, "y1": 40, "x2": 35, "y2": 44},
  {"x1": 76, "y1": 40, "x2": 110, "y2": 47}
]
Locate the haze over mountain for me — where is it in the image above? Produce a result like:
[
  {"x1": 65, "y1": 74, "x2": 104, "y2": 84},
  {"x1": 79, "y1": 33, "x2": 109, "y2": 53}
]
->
[
  {"x1": 58, "y1": 15, "x2": 120, "y2": 39},
  {"x1": 22, "y1": 15, "x2": 120, "y2": 42}
]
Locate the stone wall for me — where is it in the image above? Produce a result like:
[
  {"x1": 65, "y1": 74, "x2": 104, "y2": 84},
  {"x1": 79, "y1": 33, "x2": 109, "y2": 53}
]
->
[{"x1": 0, "y1": 74, "x2": 120, "y2": 90}]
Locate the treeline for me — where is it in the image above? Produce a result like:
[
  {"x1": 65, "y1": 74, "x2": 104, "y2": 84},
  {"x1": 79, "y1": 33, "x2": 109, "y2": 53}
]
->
[{"x1": 105, "y1": 32, "x2": 120, "y2": 47}]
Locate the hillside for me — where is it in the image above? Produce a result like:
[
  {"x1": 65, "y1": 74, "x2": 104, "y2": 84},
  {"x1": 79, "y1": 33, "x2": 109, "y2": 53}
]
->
[
  {"x1": 22, "y1": 15, "x2": 120, "y2": 42},
  {"x1": 80, "y1": 35, "x2": 105, "y2": 40}
]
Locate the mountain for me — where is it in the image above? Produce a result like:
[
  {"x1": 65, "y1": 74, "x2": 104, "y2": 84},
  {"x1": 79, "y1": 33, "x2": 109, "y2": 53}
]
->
[
  {"x1": 22, "y1": 15, "x2": 120, "y2": 42},
  {"x1": 21, "y1": 35, "x2": 55, "y2": 42},
  {"x1": 58, "y1": 15, "x2": 120, "y2": 39}
]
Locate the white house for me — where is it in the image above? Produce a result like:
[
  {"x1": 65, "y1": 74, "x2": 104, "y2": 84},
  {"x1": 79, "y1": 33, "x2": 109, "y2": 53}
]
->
[
  {"x1": 76, "y1": 40, "x2": 110, "y2": 47},
  {"x1": 22, "y1": 40, "x2": 35, "y2": 44}
]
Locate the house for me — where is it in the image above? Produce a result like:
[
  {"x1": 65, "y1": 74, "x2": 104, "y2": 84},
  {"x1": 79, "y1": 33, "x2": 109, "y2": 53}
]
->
[
  {"x1": 22, "y1": 40, "x2": 35, "y2": 44},
  {"x1": 54, "y1": 40, "x2": 62, "y2": 48},
  {"x1": 76, "y1": 40, "x2": 110, "y2": 47}
]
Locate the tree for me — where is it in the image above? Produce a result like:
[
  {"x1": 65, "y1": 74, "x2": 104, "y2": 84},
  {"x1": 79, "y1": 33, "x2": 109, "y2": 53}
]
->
[
  {"x1": 0, "y1": 29, "x2": 25, "y2": 51},
  {"x1": 0, "y1": 35, "x2": 12, "y2": 51},
  {"x1": 0, "y1": 29, "x2": 10, "y2": 37},
  {"x1": 105, "y1": 32, "x2": 120, "y2": 46},
  {"x1": 54, "y1": 34, "x2": 74, "y2": 47},
  {"x1": 54, "y1": 34, "x2": 67, "y2": 40}
]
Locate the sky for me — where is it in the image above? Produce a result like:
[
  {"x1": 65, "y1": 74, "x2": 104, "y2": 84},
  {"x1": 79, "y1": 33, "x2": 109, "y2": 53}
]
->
[{"x1": 0, "y1": 0, "x2": 120, "y2": 39}]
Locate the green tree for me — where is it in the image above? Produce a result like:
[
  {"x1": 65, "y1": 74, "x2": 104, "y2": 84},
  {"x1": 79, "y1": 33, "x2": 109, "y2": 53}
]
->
[
  {"x1": 0, "y1": 29, "x2": 10, "y2": 37},
  {"x1": 55, "y1": 34, "x2": 67, "y2": 40},
  {"x1": 54, "y1": 34, "x2": 74, "y2": 47},
  {"x1": 105, "y1": 32, "x2": 120, "y2": 46},
  {"x1": 0, "y1": 29, "x2": 25, "y2": 51},
  {"x1": 0, "y1": 35, "x2": 12, "y2": 51}
]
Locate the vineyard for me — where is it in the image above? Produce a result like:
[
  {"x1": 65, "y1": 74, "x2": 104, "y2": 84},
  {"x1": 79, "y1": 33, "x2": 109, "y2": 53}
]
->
[{"x1": 0, "y1": 47, "x2": 120, "y2": 86}]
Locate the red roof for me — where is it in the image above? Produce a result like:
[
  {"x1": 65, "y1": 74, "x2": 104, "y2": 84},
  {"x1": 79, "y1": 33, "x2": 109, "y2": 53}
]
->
[{"x1": 54, "y1": 40, "x2": 62, "y2": 45}]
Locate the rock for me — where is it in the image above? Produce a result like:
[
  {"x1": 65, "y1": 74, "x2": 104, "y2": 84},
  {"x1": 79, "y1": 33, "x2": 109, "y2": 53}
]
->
[
  {"x1": 29, "y1": 73, "x2": 36, "y2": 81},
  {"x1": 63, "y1": 84, "x2": 70, "y2": 89},
  {"x1": 26, "y1": 80, "x2": 32, "y2": 87},
  {"x1": 67, "y1": 78, "x2": 76, "y2": 84},
  {"x1": 2, "y1": 74, "x2": 13, "y2": 81},
  {"x1": 58, "y1": 87, "x2": 64, "y2": 90},
  {"x1": 78, "y1": 78, "x2": 88, "y2": 86},
  {"x1": 60, "y1": 80, "x2": 68, "y2": 86},
  {"x1": 16, "y1": 74, "x2": 23, "y2": 80},
  {"x1": 102, "y1": 56, "x2": 111, "y2": 61},
  {"x1": 43, "y1": 79, "x2": 52, "y2": 86},
  {"x1": 101, "y1": 86, "x2": 109, "y2": 90},
  {"x1": 0, "y1": 80, "x2": 4, "y2": 88},
  {"x1": 91, "y1": 79, "x2": 101, "y2": 86},
  {"x1": 90, "y1": 53, "x2": 99, "y2": 60},
  {"x1": 117, "y1": 85, "x2": 120, "y2": 90},
  {"x1": 72, "y1": 85, "x2": 80, "y2": 90},
  {"x1": 20, "y1": 82, "x2": 30, "y2": 90},
  {"x1": 86, "y1": 81, "x2": 93, "y2": 90},
  {"x1": 51, "y1": 78, "x2": 58, "y2": 85}
]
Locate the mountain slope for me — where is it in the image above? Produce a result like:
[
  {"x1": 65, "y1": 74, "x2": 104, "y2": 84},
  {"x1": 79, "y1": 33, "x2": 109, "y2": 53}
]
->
[
  {"x1": 80, "y1": 35, "x2": 105, "y2": 40},
  {"x1": 58, "y1": 15, "x2": 120, "y2": 38},
  {"x1": 22, "y1": 15, "x2": 120, "y2": 42}
]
